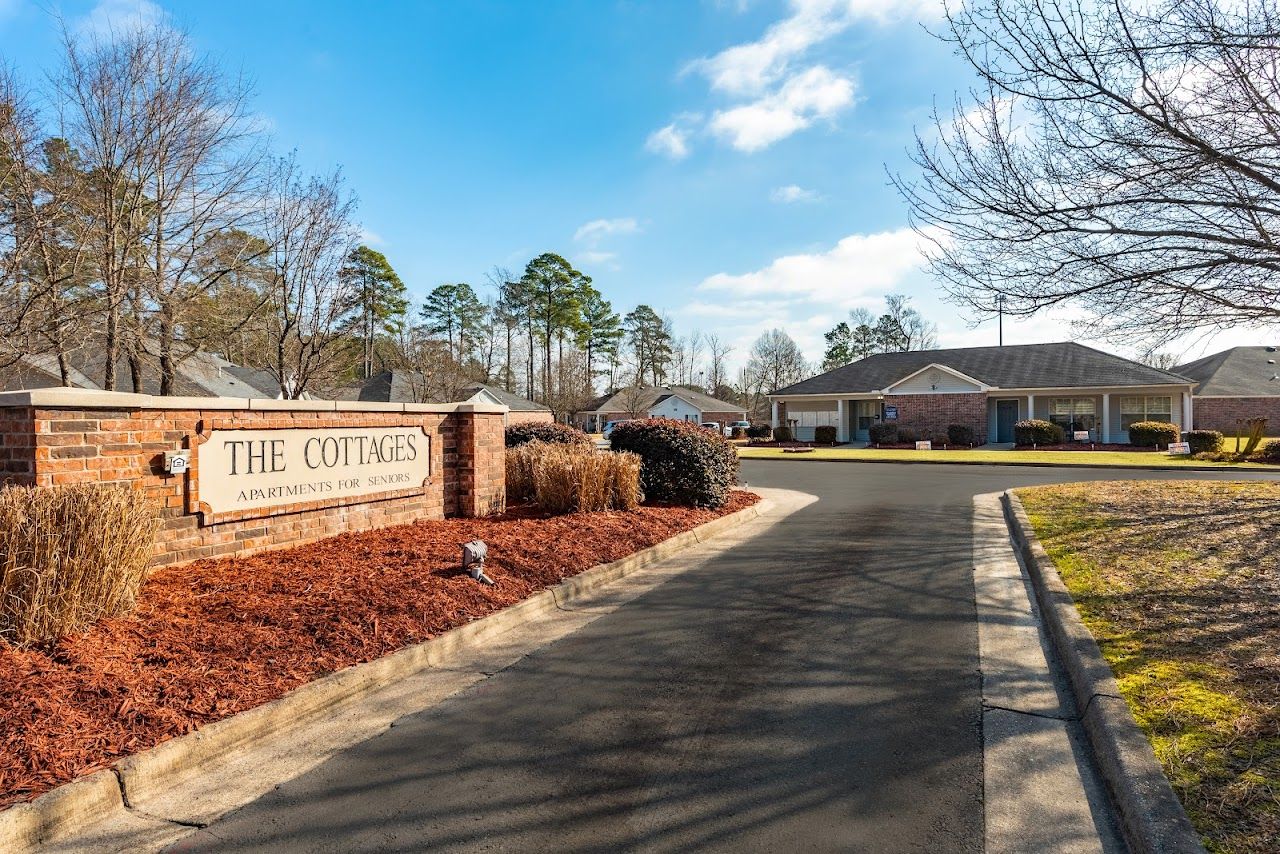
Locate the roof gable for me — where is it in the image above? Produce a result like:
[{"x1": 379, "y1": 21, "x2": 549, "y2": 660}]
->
[
  {"x1": 1175, "y1": 347, "x2": 1280, "y2": 397},
  {"x1": 882, "y1": 363, "x2": 989, "y2": 394}
]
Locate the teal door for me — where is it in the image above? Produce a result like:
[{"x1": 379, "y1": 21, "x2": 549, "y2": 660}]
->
[{"x1": 996, "y1": 400, "x2": 1018, "y2": 443}]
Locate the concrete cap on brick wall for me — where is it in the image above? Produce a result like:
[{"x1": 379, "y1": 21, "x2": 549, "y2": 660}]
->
[{"x1": 0, "y1": 387, "x2": 509, "y2": 415}]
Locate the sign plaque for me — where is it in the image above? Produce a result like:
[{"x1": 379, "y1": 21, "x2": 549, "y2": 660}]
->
[
  {"x1": 1167, "y1": 441, "x2": 1191, "y2": 455},
  {"x1": 198, "y1": 426, "x2": 430, "y2": 517},
  {"x1": 915, "y1": 440, "x2": 932, "y2": 451}
]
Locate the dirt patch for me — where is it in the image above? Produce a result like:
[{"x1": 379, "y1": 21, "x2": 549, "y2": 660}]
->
[
  {"x1": 0, "y1": 491, "x2": 758, "y2": 809},
  {"x1": 1018, "y1": 481, "x2": 1279, "y2": 853}
]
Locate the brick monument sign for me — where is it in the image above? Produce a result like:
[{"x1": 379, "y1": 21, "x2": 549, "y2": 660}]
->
[{"x1": 0, "y1": 388, "x2": 507, "y2": 567}]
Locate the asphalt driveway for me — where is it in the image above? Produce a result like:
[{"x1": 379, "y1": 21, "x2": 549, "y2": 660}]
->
[{"x1": 170, "y1": 462, "x2": 1280, "y2": 853}]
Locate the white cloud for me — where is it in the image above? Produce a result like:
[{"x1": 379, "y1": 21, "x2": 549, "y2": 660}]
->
[
  {"x1": 576, "y1": 250, "x2": 618, "y2": 266},
  {"x1": 645, "y1": 123, "x2": 691, "y2": 160},
  {"x1": 698, "y1": 227, "x2": 932, "y2": 306},
  {"x1": 77, "y1": 0, "x2": 166, "y2": 36},
  {"x1": 359, "y1": 227, "x2": 387, "y2": 247},
  {"x1": 574, "y1": 217, "x2": 640, "y2": 243},
  {"x1": 771, "y1": 184, "x2": 822, "y2": 203},
  {"x1": 666, "y1": 0, "x2": 941, "y2": 154}
]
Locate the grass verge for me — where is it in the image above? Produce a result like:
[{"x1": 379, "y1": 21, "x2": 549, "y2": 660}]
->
[
  {"x1": 738, "y1": 446, "x2": 1280, "y2": 469},
  {"x1": 1018, "y1": 481, "x2": 1280, "y2": 853}
]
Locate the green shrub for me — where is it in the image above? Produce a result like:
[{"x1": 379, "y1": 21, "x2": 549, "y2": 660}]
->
[
  {"x1": 1184, "y1": 430, "x2": 1224, "y2": 454},
  {"x1": 730, "y1": 426, "x2": 746, "y2": 439},
  {"x1": 773, "y1": 424, "x2": 794, "y2": 443},
  {"x1": 745, "y1": 423, "x2": 771, "y2": 439},
  {"x1": 814, "y1": 425, "x2": 838, "y2": 444},
  {"x1": 896, "y1": 427, "x2": 919, "y2": 444},
  {"x1": 0, "y1": 483, "x2": 159, "y2": 646},
  {"x1": 504, "y1": 421, "x2": 591, "y2": 448},
  {"x1": 947, "y1": 424, "x2": 976, "y2": 446},
  {"x1": 1128, "y1": 420, "x2": 1179, "y2": 448},
  {"x1": 1255, "y1": 439, "x2": 1280, "y2": 461},
  {"x1": 868, "y1": 423, "x2": 897, "y2": 444},
  {"x1": 609, "y1": 418, "x2": 739, "y2": 508},
  {"x1": 1014, "y1": 419, "x2": 1064, "y2": 446}
]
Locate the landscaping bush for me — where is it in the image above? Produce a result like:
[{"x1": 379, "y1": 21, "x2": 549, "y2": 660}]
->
[
  {"x1": 745, "y1": 423, "x2": 771, "y2": 439},
  {"x1": 504, "y1": 421, "x2": 591, "y2": 448},
  {"x1": 773, "y1": 424, "x2": 793, "y2": 443},
  {"x1": 947, "y1": 424, "x2": 976, "y2": 446},
  {"x1": 0, "y1": 483, "x2": 159, "y2": 646},
  {"x1": 1013, "y1": 419, "x2": 1064, "y2": 446},
  {"x1": 505, "y1": 441, "x2": 641, "y2": 513},
  {"x1": 609, "y1": 418, "x2": 739, "y2": 508},
  {"x1": 896, "y1": 427, "x2": 919, "y2": 444},
  {"x1": 868, "y1": 423, "x2": 898, "y2": 444},
  {"x1": 730, "y1": 426, "x2": 746, "y2": 439},
  {"x1": 1185, "y1": 429, "x2": 1224, "y2": 454},
  {"x1": 1127, "y1": 420, "x2": 1179, "y2": 448},
  {"x1": 814, "y1": 425, "x2": 838, "y2": 444},
  {"x1": 1255, "y1": 439, "x2": 1280, "y2": 461}
]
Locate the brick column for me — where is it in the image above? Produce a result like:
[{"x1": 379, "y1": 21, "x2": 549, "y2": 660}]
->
[{"x1": 451, "y1": 408, "x2": 506, "y2": 517}]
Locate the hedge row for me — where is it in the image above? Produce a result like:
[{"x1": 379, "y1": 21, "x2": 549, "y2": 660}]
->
[{"x1": 504, "y1": 421, "x2": 592, "y2": 448}]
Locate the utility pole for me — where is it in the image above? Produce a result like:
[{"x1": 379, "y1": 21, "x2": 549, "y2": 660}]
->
[{"x1": 997, "y1": 294, "x2": 1005, "y2": 346}]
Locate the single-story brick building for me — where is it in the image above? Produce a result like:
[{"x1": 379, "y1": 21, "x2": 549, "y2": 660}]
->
[
  {"x1": 342, "y1": 371, "x2": 553, "y2": 425},
  {"x1": 1174, "y1": 346, "x2": 1280, "y2": 434},
  {"x1": 576, "y1": 386, "x2": 747, "y2": 433},
  {"x1": 768, "y1": 342, "x2": 1196, "y2": 444}
]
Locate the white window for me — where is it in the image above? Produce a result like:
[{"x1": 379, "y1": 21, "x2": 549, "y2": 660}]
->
[
  {"x1": 1048, "y1": 398, "x2": 1097, "y2": 436},
  {"x1": 794, "y1": 411, "x2": 837, "y2": 428},
  {"x1": 1120, "y1": 396, "x2": 1172, "y2": 430}
]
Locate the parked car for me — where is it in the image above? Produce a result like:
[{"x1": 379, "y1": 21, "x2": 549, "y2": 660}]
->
[
  {"x1": 700, "y1": 422, "x2": 721, "y2": 431},
  {"x1": 601, "y1": 419, "x2": 635, "y2": 439},
  {"x1": 723, "y1": 420, "x2": 751, "y2": 437}
]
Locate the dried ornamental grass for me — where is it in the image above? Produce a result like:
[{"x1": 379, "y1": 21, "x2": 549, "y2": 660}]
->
[
  {"x1": 0, "y1": 483, "x2": 159, "y2": 646},
  {"x1": 506, "y1": 442, "x2": 642, "y2": 513}
]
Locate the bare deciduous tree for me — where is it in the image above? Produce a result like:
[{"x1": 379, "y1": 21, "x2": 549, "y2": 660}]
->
[
  {"x1": 898, "y1": 0, "x2": 1280, "y2": 349},
  {"x1": 254, "y1": 155, "x2": 359, "y2": 398}
]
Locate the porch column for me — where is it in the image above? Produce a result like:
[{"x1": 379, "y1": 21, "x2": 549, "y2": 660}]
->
[
  {"x1": 771, "y1": 400, "x2": 780, "y2": 429},
  {"x1": 836, "y1": 399, "x2": 847, "y2": 443},
  {"x1": 1183, "y1": 389, "x2": 1193, "y2": 432},
  {"x1": 1027, "y1": 393, "x2": 1035, "y2": 422},
  {"x1": 1102, "y1": 393, "x2": 1111, "y2": 443}
]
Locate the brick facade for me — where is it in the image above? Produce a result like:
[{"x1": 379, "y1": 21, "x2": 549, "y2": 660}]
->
[
  {"x1": 884, "y1": 393, "x2": 988, "y2": 444},
  {"x1": 0, "y1": 391, "x2": 506, "y2": 568},
  {"x1": 1192, "y1": 397, "x2": 1280, "y2": 435}
]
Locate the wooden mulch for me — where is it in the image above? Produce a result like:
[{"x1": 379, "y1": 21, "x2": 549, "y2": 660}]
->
[{"x1": 0, "y1": 491, "x2": 758, "y2": 809}]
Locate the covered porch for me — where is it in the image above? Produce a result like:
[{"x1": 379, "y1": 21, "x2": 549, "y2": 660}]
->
[
  {"x1": 985, "y1": 387, "x2": 1195, "y2": 444},
  {"x1": 769, "y1": 395, "x2": 883, "y2": 443}
]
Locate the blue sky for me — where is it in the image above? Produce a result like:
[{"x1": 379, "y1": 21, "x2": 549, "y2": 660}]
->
[{"x1": 0, "y1": 0, "x2": 1256, "y2": 369}]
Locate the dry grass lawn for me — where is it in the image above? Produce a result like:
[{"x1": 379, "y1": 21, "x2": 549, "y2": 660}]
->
[{"x1": 1018, "y1": 481, "x2": 1280, "y2": 853}]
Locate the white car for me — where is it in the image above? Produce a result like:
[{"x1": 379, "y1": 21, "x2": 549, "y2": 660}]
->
[
  {"x1": 601, "y1": 419, "x2": 635, "y2": 439},
  {"x1": 723, "y1": 420, "x2": 751, "y2": 437}
]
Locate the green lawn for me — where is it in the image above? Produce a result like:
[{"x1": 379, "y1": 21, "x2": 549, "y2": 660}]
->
[
  {"x1": 1019, "y1": 481, "x2": 1280, "y2": 853},
  {"x1": 736, "y1": 446, "x2": 1280, "y2": 469}
]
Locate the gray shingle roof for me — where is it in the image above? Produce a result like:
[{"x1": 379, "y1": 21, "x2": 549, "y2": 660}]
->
[
  {"x1": 343, "y1": 371, "x2": 550, "y2": 410},
  {"x1": 580, "y1": 385, "x2": 744, "y2": 414},
  {"x1": 1174, "y1": 347, "x2": 1280, "y2": 397},
  {"x1": 772, "y1": 342, "x2": 1192, "y2": 396}
]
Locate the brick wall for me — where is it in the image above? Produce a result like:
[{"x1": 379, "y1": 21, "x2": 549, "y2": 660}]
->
[
  {"x1": 1192, "y1": 397, "x2": 1280, "y2": 434},
  {"x1": 0, "y1": 391, "x2": 506, "y2": 567},
  {"x1": 884, "y1": 393, "x2": 988, "y2": 444}
]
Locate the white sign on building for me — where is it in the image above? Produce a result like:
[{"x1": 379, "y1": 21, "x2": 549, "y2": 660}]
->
[{"x1": 198, "y1": 426, "x2": 430, "y2": 517}]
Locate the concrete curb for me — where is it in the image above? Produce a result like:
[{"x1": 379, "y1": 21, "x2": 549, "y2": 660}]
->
[
  {"x1": 1001, "y1": 490, "x2": 1205, "y2": 854},
  {"x1": 740, "y1": 453, "x2": 1280, "y2": 474},
  {"x1": 0, "y1": 497, "x2": 764, "y2": 852}
]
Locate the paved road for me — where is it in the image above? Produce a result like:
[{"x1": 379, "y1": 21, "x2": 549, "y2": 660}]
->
[{"x1": 172, "y1": 462, "x2": 1280, "y2": 853}]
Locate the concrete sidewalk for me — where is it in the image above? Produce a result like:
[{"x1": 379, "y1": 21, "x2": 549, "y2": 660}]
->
[{"x1": 972, "y1": 492, "x2": 1123, "y2": 853}]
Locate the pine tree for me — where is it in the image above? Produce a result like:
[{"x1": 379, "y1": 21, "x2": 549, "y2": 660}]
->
[{"x1": 340, "y1": 245, "x2": 408, "y2": 379}]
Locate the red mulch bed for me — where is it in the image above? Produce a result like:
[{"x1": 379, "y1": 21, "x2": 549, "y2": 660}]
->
[{"x1": 0, "y1": 491, "x2": 758, "y2": 809}]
